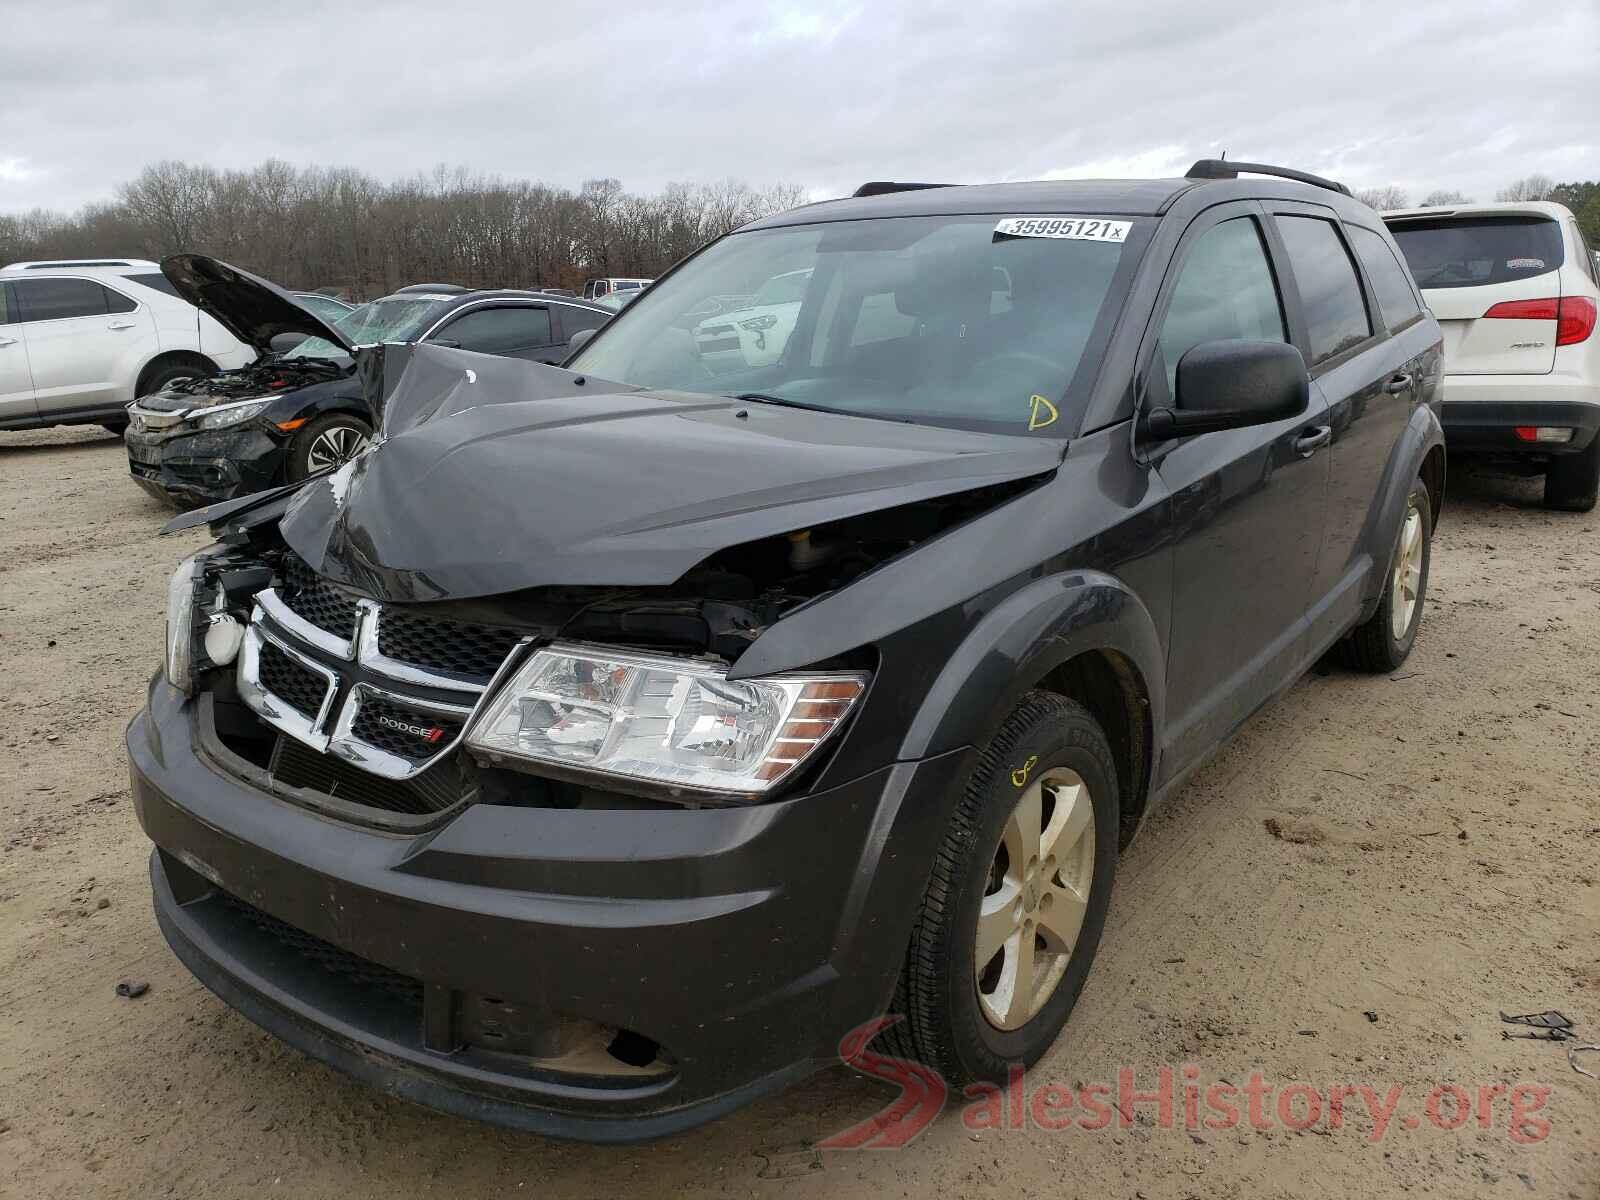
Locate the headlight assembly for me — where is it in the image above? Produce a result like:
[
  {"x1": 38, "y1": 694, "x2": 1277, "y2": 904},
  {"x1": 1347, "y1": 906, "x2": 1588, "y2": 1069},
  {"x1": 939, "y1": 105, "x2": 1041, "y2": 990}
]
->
[
  {"x1": 164, "y1": 553, "x2": 205, "y2": 693},
  {"x1": 465, "y1": 643, "x2": 867, "y2": 798},
  {"x1": 192, "y1": 397, "x2": 273, "y2": 430}
]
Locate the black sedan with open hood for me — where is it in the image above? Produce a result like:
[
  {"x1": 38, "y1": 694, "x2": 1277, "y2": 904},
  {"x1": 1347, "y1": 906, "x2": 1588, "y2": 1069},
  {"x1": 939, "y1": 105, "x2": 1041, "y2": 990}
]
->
[
  {"x1": 128, "y1": 169, "x2": 1445, "y2": 1140},
  {"x1": 125, "y1": 255, "x2": 610, "y2": 506}
]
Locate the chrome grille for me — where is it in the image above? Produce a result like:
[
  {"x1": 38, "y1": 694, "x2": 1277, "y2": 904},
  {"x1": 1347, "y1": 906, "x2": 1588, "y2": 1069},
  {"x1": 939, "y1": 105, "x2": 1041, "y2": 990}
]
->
[
  {"x1": 375, "y1": 608, "x2": 523, "y2": 682},
  {"x1": 256, "y1": 641, "x2": 328, "y2": 721},
  {"x1": 279, "y1": 556, "x2": 361, "y2": 642}
]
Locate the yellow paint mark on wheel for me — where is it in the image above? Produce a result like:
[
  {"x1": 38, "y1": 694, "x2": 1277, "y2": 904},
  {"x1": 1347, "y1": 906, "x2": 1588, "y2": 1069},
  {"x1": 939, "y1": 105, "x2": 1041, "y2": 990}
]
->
[{"x1": 1028, "y1": 394, "x2": 1058, "y2": 431}]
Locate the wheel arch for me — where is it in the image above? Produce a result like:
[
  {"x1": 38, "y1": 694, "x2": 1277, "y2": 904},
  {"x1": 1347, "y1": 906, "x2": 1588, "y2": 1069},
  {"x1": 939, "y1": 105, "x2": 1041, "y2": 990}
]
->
[
  {"x1": 135, "y1": 350, "x2": 218, "y2": 399},
  {"x1": 898, "y1": 570, "x2": 1164, "y2": 849},
  {"x1": 1359, "y1": 407, "x2": 1446, "y2": 617}
]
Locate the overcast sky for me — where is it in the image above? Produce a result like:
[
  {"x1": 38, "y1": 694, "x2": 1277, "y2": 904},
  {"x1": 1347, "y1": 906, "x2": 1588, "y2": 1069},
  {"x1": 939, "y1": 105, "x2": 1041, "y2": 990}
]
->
[{"x1": 2, "y1": 0, "x2": 1595, "y2": 215}]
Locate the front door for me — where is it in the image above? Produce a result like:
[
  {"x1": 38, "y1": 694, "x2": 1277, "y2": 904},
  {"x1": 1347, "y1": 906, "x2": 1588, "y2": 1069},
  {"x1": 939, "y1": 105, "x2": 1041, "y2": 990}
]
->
[
  {"x1": 1144, "y1": 203, "x2": 1332, "y2": 778},
  {"x1": 0, "y1": 283, "x2": 38, "y2": 425}
]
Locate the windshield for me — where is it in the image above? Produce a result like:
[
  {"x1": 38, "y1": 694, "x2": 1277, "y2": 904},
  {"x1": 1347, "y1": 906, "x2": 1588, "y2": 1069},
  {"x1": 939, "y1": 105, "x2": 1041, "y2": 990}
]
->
[
  {"x1": 568, "y1": 214, "x2": 1143, "y2": 433},
  {"x1": 284, "y1": 296, "x2": 446, "y2": 360},
  {"x1": 1389, "y1": 216, "x2": 1565, "y2": 289}
]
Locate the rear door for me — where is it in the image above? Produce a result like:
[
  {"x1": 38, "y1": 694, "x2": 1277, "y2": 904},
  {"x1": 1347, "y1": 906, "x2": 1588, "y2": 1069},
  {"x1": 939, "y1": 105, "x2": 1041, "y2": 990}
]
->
[
  {"x1": 0, "y1": 282, "x2": 38, "y2": 425},
  {"x1": 1386, "y1": 214, "x2": 1565, "y2": 375},
  {"x1": 13, "y1": 275, "x2": 159, "y2": 413},
  {"x1": 1148, "y1": 202, "x2": 1331, "y2": 772},
  {"x1": 1265, "y1": 204, "x2": 1421, "y2": 646}
]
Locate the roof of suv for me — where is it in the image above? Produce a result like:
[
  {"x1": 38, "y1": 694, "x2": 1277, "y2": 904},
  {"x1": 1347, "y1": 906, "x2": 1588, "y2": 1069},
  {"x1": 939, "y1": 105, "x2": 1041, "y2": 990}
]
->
[
  {"x1": 746, "y1": 175, "x2": 1371, "y2": 230},
  {"x1": 0, "y1": 258, "x2": 164, "y2": 277}
]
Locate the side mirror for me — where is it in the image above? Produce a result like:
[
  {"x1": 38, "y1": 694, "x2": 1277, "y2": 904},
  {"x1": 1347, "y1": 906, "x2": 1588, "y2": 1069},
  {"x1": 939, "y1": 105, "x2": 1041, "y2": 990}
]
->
[
  {"x1": 567, "y1": 328, "x2": 597, "y2": 353},
  {"x1": 1142, "y1": 340, "x2": 1308, "y2": 440},
  {"x1": 269, "y1": 332, "x2": 308, "y2": 353}
]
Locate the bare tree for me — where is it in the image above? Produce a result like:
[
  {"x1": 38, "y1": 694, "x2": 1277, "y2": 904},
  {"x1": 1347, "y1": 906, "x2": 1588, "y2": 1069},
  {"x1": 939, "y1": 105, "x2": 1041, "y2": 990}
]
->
[
  {"x1": 1496, "y1": 174, "x2": 1554, "y2": 202},
  {"x1": 1420, "y1": 189, "x2": 1470, "y2": 206},
  {"x1": 1355, "y1": 185, "x2": 1410, "y2": 212}
]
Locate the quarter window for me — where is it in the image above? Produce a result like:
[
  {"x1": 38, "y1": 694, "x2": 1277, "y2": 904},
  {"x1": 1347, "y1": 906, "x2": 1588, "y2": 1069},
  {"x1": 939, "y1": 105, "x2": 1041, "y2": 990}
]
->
[
  {"x1": 103, "y1": 285, "x2": 137, "y2": 314},
  {"x1": 433, "y1": 305, "x2": 552, "y2": 354},
  {"x1": 1276, "y1": 216, "x2": 1373, "y2": 363},
  {"x1": 1347, "y1": 225, "x2": 1422, "y2": 331},
  {"x1": 12, "y1": 276, "x2": 121, "y2": 322},
  {"x1": 1158, "y1": 217, "x2": 1287, "y2": 391}
]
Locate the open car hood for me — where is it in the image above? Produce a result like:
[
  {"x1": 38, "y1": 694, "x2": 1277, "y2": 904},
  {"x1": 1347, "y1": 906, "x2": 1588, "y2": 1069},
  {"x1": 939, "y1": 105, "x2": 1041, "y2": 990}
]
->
[
  {"x1": 261, "y1": 343, "x2": 1062, "y2": 602},
  {"x1": 161, "y1": 254, "x2": 355, "y2": 356}
]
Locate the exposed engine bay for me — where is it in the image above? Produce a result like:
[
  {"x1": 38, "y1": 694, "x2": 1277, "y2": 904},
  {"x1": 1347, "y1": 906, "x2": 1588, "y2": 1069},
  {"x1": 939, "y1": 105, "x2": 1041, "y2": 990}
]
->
[{"x1": 153, "y1": 355, "x2": 348, "y2": 406}]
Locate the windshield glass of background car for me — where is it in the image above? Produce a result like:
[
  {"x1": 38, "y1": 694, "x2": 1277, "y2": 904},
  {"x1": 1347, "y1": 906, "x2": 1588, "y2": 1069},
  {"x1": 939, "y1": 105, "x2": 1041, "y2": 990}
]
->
[
  {"x1": 1389, "y1": 216, "x2": 1565, "y2": 289},
  {"x1": 568, "y1": 214, "x2": 1146, "y2": 434},
  {"x1": 284, "y1": 296, "x2": 445, "y2": 359}
]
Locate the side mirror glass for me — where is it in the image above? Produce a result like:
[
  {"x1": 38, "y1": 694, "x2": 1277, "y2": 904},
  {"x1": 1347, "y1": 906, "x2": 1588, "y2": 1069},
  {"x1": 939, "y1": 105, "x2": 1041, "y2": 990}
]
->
[{"x1": 1143, "y1": 339, "x2": 1308, "y2": 440}]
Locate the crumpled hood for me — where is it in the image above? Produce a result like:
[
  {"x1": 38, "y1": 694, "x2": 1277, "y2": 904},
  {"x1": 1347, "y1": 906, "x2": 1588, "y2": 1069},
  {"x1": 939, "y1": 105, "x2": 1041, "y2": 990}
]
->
[
  {"x1": 274, "y1": 343, "x2": 1062, "y2": 602},
  {"x1": 161, "y1": 254, "x2": 354, "y2": 356}
]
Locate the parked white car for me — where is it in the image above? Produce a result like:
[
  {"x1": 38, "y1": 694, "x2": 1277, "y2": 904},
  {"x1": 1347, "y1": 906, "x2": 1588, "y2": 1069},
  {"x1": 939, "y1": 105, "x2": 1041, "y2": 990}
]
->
[
  {"x1": 581, "y1": 276, "x2": 653, "y2": 300},
  {"x1": 692, "y1": 268, "x2": 813, "y2": 373},
  {"x1": 1384, "y1": 202, "x2": 1600, "y2": 509},
  {"x1": 0, "y1": 258, "x2": 255, "y2": 433}
]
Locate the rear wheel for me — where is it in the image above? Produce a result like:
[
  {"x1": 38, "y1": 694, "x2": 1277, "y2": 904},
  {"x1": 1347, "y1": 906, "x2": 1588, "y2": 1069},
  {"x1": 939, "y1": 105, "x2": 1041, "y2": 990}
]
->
[
  {"x1": 879, "y1": 692, "x2": 1119, "y2": 1085},
  {"x1": 138, "y1": 359, "x2": 211, "y2": 398},
  {"x1": 1341, "y1": 477, "x2": 1432, "y2": 672},
  {"x1": 1544, "y1": 437, "x2": 1600, "y2": 512},
  {"x1": 286, "y1": 413, "x2": 372, "y2": 482}
]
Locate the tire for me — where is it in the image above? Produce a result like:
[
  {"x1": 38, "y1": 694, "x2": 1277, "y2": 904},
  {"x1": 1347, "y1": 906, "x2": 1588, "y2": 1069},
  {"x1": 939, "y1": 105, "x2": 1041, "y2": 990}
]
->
[
  {"x1": 1544, "y1": 437, "x2": 1600, "y2": 512},
  {"x1": 138, "y1": 359, "x2": 212, "y2": 398},
  {"x1": 879, "y1": 691, "x2": 1120, "y2": 1086},
  {"x1": 1340, "y1": 477, "x2": 1432, "y2": 673},
  {"x1": 285, "y1": 413, "x2": 372, "y2": 482}
]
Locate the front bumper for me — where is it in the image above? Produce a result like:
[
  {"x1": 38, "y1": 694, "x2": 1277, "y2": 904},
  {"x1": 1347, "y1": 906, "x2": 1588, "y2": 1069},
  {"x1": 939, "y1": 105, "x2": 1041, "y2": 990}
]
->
[
  {"x1": 129, "y1": 677, "x2": 964, "y2": 1140},
  {"x1": 125, "y1": 424, "x2": 288, "y2": 506},
  {"x1": 1439, "y1": 374, "x2": 1600, "y2": 457}
]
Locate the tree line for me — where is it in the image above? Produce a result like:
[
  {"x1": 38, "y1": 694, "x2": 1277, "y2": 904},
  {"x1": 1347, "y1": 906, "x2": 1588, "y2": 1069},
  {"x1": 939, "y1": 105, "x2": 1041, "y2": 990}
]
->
[
  {"x1": 0, "y1": 161, "x2": 810, "y2": 299},
  {"x1": 1355, "y1": 175, "x2": 1600, "y2": 246}
]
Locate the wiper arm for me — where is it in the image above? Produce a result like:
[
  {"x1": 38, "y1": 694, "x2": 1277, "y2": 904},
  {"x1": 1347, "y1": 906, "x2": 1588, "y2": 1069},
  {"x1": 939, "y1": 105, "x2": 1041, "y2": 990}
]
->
[{"x1": 733, "y1": 392, "x2": 841, "y2": 415}]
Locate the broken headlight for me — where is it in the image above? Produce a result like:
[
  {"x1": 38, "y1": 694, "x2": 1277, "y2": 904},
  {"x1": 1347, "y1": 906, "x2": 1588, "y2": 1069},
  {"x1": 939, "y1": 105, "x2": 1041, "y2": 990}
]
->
[
  {"x1": 466, "y1": 643, "x2": 867, "y2": 798},
  {"x1": 192, "y1": 398, "x2": 273, "y2": 430},
  {"x1": 164, "y1": 552, "x2": 205, "y2": 693}
]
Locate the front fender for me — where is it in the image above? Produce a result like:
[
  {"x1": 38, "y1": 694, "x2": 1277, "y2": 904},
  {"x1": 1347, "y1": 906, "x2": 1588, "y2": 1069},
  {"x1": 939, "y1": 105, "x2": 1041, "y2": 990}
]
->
[{"x1": 898, "y1": 569, "x2": 1166, "y2": 763}]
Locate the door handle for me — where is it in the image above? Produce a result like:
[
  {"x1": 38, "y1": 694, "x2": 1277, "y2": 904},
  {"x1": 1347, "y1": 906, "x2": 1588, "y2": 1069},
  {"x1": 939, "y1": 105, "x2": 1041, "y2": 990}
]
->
[
  {"x1": 1294, "y1": 426, "x2": 1332, "y2": 457},
  {"x1": 1383, "y1": 373, "x2": 1412, "y2": 394},
  {"x1": 0, "y1": 335, "x2": 17, "y2": 346},
  {"x1": 107, "y1": 320, "x2": 137, "y2": 330}
]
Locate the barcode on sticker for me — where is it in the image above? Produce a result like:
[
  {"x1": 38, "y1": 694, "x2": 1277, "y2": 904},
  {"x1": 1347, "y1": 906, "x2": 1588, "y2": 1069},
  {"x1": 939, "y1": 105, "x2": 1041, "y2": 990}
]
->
[{"x1": 994, "y1": 216, "x2": 1131, "y2": 242}]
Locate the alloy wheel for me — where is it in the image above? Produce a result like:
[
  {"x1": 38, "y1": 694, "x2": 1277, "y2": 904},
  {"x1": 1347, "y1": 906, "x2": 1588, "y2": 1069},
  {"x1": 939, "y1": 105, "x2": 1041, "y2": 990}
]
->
[
  {"x1": 306, "y1": 425, "x2": 368, "y2": 472},
  {"x1": 975, "y1": 766, "x2": 1096, "y2": 1031},
  {"x1": 1390, "y1": 500, "x2": 1423, "y2": 640}
]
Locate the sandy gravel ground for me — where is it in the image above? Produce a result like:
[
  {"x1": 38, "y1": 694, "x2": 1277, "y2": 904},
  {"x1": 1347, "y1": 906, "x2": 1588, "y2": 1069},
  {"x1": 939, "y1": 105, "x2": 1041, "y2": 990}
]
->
[{"x1": 2, "y1": 425, "x2": 1598, "y2": 1199}]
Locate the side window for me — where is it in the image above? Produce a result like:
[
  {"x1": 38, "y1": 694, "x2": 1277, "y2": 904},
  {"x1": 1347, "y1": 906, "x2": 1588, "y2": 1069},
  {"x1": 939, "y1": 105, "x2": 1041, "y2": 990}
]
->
[
  {"x1": 1348, "y1": 225, "x2": 1422, "y2": 331},
  {"x1": 1276, "y1": 216, "x2": 1373, "y2": 363},
  {"x1": 559, "y1": 305, "x2": 608, "y2": 337},
  {"x1": 130, "y1": 272, "x2": 182, "y2": 299},
  {"x1": 102, "y1": 285, "x2": 137, "y2": 314},
  {"x1": 0, "y1": 284, "x2": 12, "y2": 324},
  {"x1": 12, "y1": 277, "x2": 111, "y2": 322},
  {"x1": 433, "y1": 305, "x2": 552, "y2": 354},
  {"x1": 1572, "y1": 222, "x2": 1599, "y2": 286},
  {"x1": 1157, "y1": 217, "x2": 1287, "y2": 392}
]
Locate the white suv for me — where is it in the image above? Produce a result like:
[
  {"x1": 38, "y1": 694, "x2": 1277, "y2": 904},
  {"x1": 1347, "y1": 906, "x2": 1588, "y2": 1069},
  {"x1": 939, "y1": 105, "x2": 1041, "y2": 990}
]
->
[
  {"x1": 1384, "y1": 202, "x2": 1600, "y2": 510},
  {"x1": 0, "y1": 258, "x2": 254, "y2": 434}
]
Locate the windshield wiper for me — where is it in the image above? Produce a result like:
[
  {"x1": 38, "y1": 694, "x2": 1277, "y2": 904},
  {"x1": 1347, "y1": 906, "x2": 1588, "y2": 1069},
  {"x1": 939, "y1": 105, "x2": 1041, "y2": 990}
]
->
[{"x1": 733, "y1": 392, "x2": 914, "y2": 424}]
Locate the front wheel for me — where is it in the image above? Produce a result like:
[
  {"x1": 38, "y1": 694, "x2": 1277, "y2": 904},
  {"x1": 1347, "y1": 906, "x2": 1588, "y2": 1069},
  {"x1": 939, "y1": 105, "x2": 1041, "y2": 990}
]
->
[
  {"x1": 1340, "y1": 477, "x2": 1433, "y2": 672},
  {"x1": 879, "y1": 691, "x2": 1120, "y2": 1085},
  {"x1": 286, "y1": 414, "x2": 372, "y2": 482}
]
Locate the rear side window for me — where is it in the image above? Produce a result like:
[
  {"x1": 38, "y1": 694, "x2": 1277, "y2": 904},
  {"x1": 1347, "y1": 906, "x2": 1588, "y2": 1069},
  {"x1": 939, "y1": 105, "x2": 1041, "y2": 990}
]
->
[
  {"x1": 1347, "y1": 225, "x2": 1422, "y2": 330},
  {"x1": 1158, "y1": 217, "x2": 1287, "y2": 391},
  {"x1": 558, "y1": 305, "x2": 608, "y2": 336},
  {"x1": 1387, "y1": 216, "x2": 1564, "y2": 289},
  {"x1": 1276, "y1": 217, "x2": 1373, "y2": 363},
  {"x1": 434, "y1": 305, "x2": 552, "y2": 353},
  {"x1": 0, "y1": 285, "x2": 12, "y2": 324},
  {"x1": 12, "y1": 277, "x2": 119, "y2": 322},
  {"x1": 130, "y1": 272, "x2": 182, "y2": 299}
]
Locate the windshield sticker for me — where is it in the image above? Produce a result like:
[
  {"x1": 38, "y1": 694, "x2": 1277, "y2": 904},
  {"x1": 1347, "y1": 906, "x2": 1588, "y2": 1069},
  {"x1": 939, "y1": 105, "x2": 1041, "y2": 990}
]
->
[
  {"x1": 994, "y1": 217, "x2": 1131, "y2": 243},
  {"x1": 1506, "y1": 257, "x2": 1545, "y2": 270},
  {"x1": 1027, "y1": 394, "x2": 1059, "y2": 431}
]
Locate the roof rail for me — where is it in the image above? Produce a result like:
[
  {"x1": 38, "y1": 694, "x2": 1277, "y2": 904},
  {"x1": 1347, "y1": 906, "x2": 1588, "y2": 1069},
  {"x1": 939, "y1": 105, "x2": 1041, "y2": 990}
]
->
[
  {"x1": 851, "y1": 181, "x2": 957, "y2": 198},
  {"x1": 1185, "y1": 159, "x2": 1352, "y2": 197},
  {"x1": 0, "y1": 258, "x2": 159, "y2": 270}
]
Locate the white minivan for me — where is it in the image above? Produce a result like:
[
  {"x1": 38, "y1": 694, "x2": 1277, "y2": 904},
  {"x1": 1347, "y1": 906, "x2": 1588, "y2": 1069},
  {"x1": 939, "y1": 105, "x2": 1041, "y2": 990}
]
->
[
  {"x1": 1384, "y1": 203, "x2": 1600, "y2": 510},
  {"x1": 0, "y1": 258, "x2": 255, "y2": 434}
]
